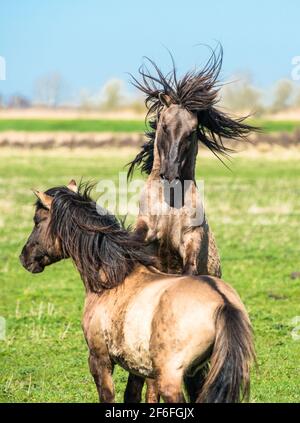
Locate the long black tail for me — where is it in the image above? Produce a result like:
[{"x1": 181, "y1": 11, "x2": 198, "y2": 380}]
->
[{"x1": 197, "y1": 302, "x2": 255, "y2": 403}]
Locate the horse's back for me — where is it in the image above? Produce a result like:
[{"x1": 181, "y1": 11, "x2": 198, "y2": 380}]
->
[
  {"x1": 84, "y1": 269, "x2": 247, "y2": 379},
  {"x1": 148, "y1": 274, "x2": 248, "y2": 375},
  {"x1": 118, "y1": 273, "x2": 226, "y2": 375}
]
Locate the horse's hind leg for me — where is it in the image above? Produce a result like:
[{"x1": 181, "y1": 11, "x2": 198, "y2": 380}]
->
[
  {"x1": 124, "y1": 376, "x2": 160, "y2": 403},
  {"x1": 124, "y1": 373, "x2": 144, "y2": 403},
  {"x1": 88, "y1": 352, "x2": 115, "y2": 403},
  {"x1": 156, "y1": 368, "x2": 185, "y2": 403}
]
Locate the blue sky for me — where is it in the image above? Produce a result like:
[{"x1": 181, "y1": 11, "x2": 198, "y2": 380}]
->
[{"x1": 0, "y1": 0, "x2": 299, "y2": 99}]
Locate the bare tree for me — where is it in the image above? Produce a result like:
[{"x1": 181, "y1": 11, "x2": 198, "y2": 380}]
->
[
  {"x1": 34, "y1": 72, "x2": 65, "y2": 107},
  {"x1": 271, "y1": 79, "x2": 293, "y2": 112},
  {"x1": 100, "y1": 79, "x2": 125, "y2": 111},
  {"x1": 78, "y1": 88, "x2": 96, "y2": 110},
  {"x1": 221, "y1": 74, "x2": 263, "y2": 114},
  {"x1": 293, "y1": 88, "x2": 300, "y2": 108},
  {"x1": 7, "y1": 94, "x2": 31, "y2": 108},
  {"x1": 287, "y1": 82, "x2": 300, "y2": 109},
  {"x1": 129, "y1": 97, "x2": 146, "y2": 114}
]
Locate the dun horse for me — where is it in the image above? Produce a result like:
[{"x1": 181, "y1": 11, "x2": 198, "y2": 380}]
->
[
  {"x1": 20, "y1": 181, "x2": 255, "y2": 403},
  {"x1": 128, "y1": 47, "x2": 254, "y2": 277},
  {"x1": 127, "y1": 48, "x2": 256, "y2": 401}
]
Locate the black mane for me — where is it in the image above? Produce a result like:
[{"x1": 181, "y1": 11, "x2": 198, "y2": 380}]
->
[
  {"x1": 37, "y1": 183, "x2": 155, "y2": 293},
  {"x1": 127, "y1": 46, "x2": 258, "y2": 178}
]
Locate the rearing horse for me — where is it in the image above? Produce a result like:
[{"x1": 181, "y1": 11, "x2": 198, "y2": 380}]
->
[{"x1": 128, "y1": 48, "x2": 254, "y2": 277}]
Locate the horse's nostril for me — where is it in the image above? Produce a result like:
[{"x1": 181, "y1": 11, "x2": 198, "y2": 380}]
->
[{"x1": 160, "y1": 174, "x2": 165, "y2": 180}]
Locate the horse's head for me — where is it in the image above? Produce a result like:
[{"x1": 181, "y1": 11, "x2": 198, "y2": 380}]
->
[
  {"x1": 156, "y1": 94, "x2": 198, "y2": 182},
  {"x1": 19, "y1": 180, "x2": 77, "y2": 273},
  {"x1": 127, "y1": 48, "x2": 258, "y2": 181},
  {"x1": 20, "y1": 179, "x2": 156, "y2": 292}
]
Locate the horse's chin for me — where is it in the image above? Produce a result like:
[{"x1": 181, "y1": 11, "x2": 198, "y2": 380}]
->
[
  {"x1": 21, "y1": 255, "x2": 62, "y2": 273},
  {"x1": 30, "y1": 264, "x2": 45, "y2": 274},
  {"x1": 27, "y1": 262, "x2": 45, "y2": 274},
  {"x1": 20, "y1": 257, "x2": 45, "y2": 274}
]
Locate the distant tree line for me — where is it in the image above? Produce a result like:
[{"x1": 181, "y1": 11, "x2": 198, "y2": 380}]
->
[
  {"x1": 1, "y1": 71, "x2": 300, "y2": 115},
  {"x1": 221, "y1": 74, "x2": 300, "y2": 116}
]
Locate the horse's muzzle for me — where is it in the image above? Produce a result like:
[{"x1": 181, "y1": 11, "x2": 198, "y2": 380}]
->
[{"x1": 19, "y1": 249, "x2": 46, "y2": 274}]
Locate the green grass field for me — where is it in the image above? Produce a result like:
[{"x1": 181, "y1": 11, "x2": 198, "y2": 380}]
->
[
  {"x1": 0, "y1": 119, "x2": 299, "y2": 133},
  {"x1": 0, "y1": 149, "x2": 300, "y2": 402},
  {"x1": 0, "y1": 119, "x2": 145, "y2": 133}
]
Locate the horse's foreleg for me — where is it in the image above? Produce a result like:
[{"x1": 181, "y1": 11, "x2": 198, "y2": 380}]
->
[
  {"x1": 180, "y1": 228, "x2": 206, "y2": 275},
  {"x1": 124, "y1": 373, "x2": 144, "y2": 403},
  {"x1": 181, "y1": 239, "x2": 199, "y2": 275},
  {"x1": 133, "y1": 218, "x2": 149, "y2": 242},
  {"x1": 145, "y1": 378, "x2": 160, "y2": 403},
  {"x1": 88, "y1": 352, "x2": 115, "y2": 403}
]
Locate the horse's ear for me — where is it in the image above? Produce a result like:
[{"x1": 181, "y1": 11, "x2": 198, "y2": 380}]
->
[
  {"x1": 67, "y1": 179, "x2": 78, "y2": 193},
  {"x1": 158, "y1": 92, "x2": 172, "y2": 107},
  {"x1": 32, "y1": 190, "x2": 53, "y2": 209}
]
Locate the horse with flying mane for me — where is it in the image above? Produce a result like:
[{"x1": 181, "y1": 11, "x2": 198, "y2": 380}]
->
[
  {"x1": 126, "y1": 47, "x2": 257, "y2": 401},
  {"x1": 20, "y1": 180, "x2": 255, "y2": 403},
  {"x1": 128, "y1": 47, "x2": 256, "y2": 276}
]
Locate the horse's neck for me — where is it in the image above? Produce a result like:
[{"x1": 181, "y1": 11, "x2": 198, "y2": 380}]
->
[
  {"x1": 68, "y1": 254, "x2": 99, "y2": 294},
  {"x1": 181, "y1": 141, "x2": 198, "y2": 182},
  {"x1": 149, "y1": 142, "x2": 162, "y2": 179},
  {"x1": 147, "y1": 135, "x2": 199, "y2": 209},
  {"x1": 74, "y1": 261, "x2": 92, "y2": 293}
]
